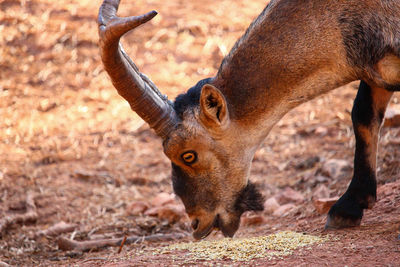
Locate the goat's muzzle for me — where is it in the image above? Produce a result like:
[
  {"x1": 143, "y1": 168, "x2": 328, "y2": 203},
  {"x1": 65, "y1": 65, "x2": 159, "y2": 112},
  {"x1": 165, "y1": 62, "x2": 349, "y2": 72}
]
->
[{"x1": 191, "y1": 214, "x2": 240, "y2": 240}]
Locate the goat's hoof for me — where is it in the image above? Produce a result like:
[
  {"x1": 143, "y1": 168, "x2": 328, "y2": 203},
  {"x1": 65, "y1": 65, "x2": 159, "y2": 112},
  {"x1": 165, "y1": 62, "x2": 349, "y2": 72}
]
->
[
  {"x1": 325, "y1": 214, "x2": 361, "y2": 229},
  {"x1": 324, "y1": 194, "x2": 363, "y2": 230}
]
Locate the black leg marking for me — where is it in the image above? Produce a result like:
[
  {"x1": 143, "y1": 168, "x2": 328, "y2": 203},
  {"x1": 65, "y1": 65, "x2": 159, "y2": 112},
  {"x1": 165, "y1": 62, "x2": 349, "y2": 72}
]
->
[{"x1": 326, "y1": 81, "x2": 393, "y2": 229}]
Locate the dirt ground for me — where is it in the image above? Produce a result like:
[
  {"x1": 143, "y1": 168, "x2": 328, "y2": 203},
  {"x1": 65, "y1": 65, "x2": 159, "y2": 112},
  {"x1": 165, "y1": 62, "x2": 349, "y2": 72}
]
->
[{"x1": 1, "y1": 0, "x2": 399, "y2": 266}]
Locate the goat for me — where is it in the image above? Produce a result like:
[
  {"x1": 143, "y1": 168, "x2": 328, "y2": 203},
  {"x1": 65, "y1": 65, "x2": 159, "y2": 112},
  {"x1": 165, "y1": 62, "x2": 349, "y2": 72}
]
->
[{"x1": 98, "y1": 0, "x2": 400, "y2": 239}]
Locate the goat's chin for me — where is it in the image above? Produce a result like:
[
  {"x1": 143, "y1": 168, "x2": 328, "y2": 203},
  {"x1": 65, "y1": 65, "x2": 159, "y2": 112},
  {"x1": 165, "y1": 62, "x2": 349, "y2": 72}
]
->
[{"x1": 219, "y1": 216, "x2": 241, "y2": 237}]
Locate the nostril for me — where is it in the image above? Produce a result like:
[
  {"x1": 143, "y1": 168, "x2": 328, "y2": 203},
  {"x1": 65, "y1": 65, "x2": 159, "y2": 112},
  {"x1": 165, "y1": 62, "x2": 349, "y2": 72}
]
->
[{"x1": 191, "y1": 219, "x2": 199, "y2": 230}]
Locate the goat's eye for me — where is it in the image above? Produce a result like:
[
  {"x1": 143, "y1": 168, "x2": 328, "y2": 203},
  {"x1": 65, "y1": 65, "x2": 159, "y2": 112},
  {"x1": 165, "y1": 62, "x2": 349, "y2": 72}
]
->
[{"x1": 181, "y1": 151, "x2": 197, "y2": 165}]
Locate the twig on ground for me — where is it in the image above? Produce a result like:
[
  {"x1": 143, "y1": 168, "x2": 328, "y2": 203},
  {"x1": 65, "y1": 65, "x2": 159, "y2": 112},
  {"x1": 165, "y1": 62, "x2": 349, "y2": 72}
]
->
[
  {"x1": 117, "y1": 235, "x2": 128, "y2": 254},
  {"x1": 0, "y1": 192, "x2": 38, "y2": 235},
  {"x1": 82, "y1": 257, "x2": 108, "y2": 262},
  {"x1": 58, "y1": 232, "x2": 188, "y2": 252},
  {"x1": 36, "y1": 221, "x2": 77, "y2": 237}
]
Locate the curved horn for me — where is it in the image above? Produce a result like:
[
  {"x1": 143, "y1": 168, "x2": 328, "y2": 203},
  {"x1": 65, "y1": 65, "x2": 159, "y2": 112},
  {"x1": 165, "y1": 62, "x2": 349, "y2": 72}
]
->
[{"x1": 98, "y1": 0, "x2": 178, "y2": 139}]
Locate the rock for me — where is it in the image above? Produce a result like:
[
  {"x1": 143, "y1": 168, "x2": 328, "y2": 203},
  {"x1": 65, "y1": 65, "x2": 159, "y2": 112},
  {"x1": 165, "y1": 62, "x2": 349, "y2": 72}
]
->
[
  {"x1": 315, "y1": 126, "x2": 328, "y2": 136},
  {"x1": 151, "y1": 192, "x2": 176, "y2": 207},
  {"x1": 37, "y1": 99, "x2": 57, "y2": 112},
  {"x1": 263, "y1": 197, "x2": 280, "y2": 214},
  {"x1": 241, "y1": 214, "x2": 264, "y2": 226},
  {"x1": 384, "y1": 108, "x2": 400, "y2": 127},
  {"x1": 272, "y1": 203, "x2": 296, "y2": 217},
  {"x1": 186, "y1": 22, "x2": 207, "y2": 36},
  {"x1": 126, "y1": 201, "x2": 149, "y2": 216},
  {"x1": 73, "y1": 170, "x2": 113, "y2": 183},
  {"x1": 74, "y1": 170, "x2": 95, "y2": 180},
  {"x1": 127, "y1": 176, "x2": 150, "y2": 186},
  {"x1": 312, "y1": 184, "x2": 330, "y2": 200},
  {"x1": 275, "y1": 187, "x2": 304, "y2": 205},
  {"x1": 312, "y1": 197, "x2": 339, "y2": 214},
  {"x1": 145, "y1": 204, "x2": 185, "y2": 224},
  {"x1": 321, "y1": 159, "x2": 351, "y2": 179},
  {"x1": 157, "y1": 204, "x2": 185, "y2": 224},
  {"x1": 315, "y1": 175, "x2": 329, "y2": 183},
  {"x1": 295, "y1": 156, "x2": 320, "y2": 170}
]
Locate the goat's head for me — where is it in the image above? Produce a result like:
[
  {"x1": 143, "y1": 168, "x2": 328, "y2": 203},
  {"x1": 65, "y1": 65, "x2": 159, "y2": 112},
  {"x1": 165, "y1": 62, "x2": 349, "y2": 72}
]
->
[
  {"x1": 164, "y1": 80, "x2": 265, "y2": 239},
  {"x1": 98, "y1": 0, "x2": 264, "y2": 239}
]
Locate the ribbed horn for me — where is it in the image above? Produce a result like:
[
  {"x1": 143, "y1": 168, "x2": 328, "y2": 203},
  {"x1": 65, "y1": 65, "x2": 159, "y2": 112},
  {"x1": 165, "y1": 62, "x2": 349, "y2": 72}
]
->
[{"x1": 98, "y1": 0, "x2": 179, "y2": 139}]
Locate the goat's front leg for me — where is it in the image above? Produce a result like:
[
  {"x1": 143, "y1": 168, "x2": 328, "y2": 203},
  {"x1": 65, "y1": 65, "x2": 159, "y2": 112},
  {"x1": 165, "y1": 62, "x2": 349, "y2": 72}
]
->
[{"x1": 326, "y1": 81, "x2": 393, "y2": 229}]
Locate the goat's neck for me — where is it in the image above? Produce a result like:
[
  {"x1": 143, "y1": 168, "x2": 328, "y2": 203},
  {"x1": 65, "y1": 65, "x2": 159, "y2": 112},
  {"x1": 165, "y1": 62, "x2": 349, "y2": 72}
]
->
[
  {"x1": 211, "y1": 0, "x2": 354, "y2": 148},
  {"x1": 212, "y1": 65, "x2": 352, "y2": 149}
]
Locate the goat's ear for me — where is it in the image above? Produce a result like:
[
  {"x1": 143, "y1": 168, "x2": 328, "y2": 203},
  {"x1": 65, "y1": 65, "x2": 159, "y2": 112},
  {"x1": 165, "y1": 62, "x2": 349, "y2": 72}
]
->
[{"x1": 199, "y1": 84, "x2": 230, "y2": 129}]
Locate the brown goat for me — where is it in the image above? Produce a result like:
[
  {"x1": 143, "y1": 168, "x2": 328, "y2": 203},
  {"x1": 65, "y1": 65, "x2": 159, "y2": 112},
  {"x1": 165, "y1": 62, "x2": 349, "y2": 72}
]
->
[{"x1": 98, "y1": 0, "x2": 400, "y2": 239}]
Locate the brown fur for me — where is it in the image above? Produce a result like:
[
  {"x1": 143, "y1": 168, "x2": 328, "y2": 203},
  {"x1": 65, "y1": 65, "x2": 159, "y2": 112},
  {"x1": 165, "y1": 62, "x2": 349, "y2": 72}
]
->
[
  {"x1": 163, "y1": 0, "x2": 399, "y2": 238},
  {"x1": 100, "y1": 0, "x2": 400, "y2": 238},
  {"x1": 376, "y1": 55, "x2": 400, "y2": 85}
]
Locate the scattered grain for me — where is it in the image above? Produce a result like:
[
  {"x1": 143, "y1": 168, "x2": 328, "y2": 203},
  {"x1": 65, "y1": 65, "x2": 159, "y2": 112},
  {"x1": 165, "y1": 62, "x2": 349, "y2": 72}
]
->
[{"x1": 158, "y1": 231, "x2": 329, "y2": 262}]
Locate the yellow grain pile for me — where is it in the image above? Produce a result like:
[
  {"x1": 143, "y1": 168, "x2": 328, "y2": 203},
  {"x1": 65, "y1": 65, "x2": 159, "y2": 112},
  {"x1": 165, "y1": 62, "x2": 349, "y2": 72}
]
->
[{"x1": 160, "y1": 231, "x2": 328, "y2": 262}]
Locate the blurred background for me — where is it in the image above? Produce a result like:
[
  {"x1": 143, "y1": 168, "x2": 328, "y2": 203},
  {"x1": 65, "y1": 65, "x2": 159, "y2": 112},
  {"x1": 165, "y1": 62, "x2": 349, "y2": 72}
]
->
[{"x1": 1, "y1": 0, "x2": 399, "y2": 265}]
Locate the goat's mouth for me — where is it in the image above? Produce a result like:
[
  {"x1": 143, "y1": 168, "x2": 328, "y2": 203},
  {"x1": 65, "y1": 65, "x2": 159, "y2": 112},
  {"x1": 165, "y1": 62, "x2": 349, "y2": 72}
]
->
[
  {"x1": 192, "y1": 215, "x2": 219, "y2": 240},
  {"x1": 192, "y1": 214, "x2": 240, "y2": 240}
]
